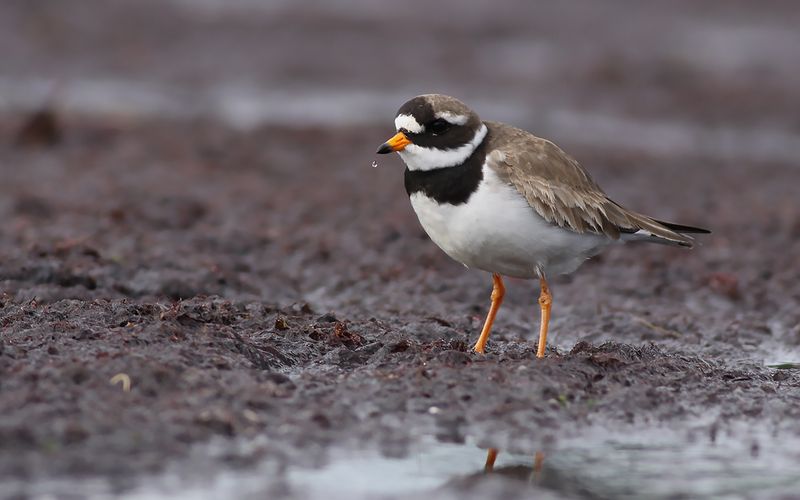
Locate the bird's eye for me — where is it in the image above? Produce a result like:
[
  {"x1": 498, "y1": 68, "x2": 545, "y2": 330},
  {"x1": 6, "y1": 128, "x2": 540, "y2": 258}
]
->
[{"x1": 429, "y1": 119, "x2": 450, "y2": 135}]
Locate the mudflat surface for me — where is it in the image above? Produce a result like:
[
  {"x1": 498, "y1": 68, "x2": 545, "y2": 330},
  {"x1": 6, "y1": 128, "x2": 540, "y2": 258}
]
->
[{"x1": 1, "y1": 1, "x2": 800, "y2": 499}]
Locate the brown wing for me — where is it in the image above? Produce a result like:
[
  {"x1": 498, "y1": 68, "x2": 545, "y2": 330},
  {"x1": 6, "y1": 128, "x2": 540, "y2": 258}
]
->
[{"x1": 484, "y1": 121, "x2": 696, "y2": 246}]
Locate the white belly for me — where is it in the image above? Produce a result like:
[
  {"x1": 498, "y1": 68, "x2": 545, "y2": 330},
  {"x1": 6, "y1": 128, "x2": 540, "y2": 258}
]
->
[{"x1": 409, "y1": 167, "x2": 610, "y2": 278}]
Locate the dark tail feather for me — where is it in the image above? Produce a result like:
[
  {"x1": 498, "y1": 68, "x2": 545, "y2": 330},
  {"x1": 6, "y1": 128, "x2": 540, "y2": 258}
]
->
[
  {"x1": 653, "y1": 220, "x2": 711, "y2": 235},
  {"x1": 618, "y1": 214, "x2": 709, "y2": 248}
]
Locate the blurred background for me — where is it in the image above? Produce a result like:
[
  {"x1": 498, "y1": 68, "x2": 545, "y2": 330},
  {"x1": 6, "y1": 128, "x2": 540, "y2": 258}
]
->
[{"x1": 3, "y1": 0, "x2": 799, "y2": 153}]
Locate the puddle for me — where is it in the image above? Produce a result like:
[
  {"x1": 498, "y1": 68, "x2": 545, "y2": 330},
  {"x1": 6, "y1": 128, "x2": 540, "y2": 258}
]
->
[
  {"x1": 523, "y1": 431, "x2": 800, "y2": 499},
  {"x1": 9, "y1": 423, "x2": 799, "y2": 499},
  {"x1": 279, "y1": 426, "x2": 800, "y2": 500}
]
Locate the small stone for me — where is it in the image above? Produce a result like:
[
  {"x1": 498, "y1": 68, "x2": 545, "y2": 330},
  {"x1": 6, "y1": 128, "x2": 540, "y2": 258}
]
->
[{"x1": 242, "y1": 409, "x2": 260, "y2": 424}]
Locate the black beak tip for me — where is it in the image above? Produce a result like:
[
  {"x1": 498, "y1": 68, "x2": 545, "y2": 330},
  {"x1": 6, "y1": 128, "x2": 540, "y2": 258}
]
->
[{"x1": 376, "y1": 143, "x2": 392, "y2": 154}]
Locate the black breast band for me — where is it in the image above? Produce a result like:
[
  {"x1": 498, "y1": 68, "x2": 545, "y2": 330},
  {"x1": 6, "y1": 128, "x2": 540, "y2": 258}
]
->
[{"x1": 403, "y1": 131, "x2": 490, "y2": 206}]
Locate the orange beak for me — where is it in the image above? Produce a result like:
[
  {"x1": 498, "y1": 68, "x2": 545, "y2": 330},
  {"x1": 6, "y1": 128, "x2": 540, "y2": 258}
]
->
[{"x1": 376, "y1": 132, "x2": 412, "y2": 154}]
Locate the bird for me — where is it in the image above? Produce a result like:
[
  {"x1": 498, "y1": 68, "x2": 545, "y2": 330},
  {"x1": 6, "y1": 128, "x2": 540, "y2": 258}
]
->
[{"x1": 376, "y1": 94, "x2": 709, "y2": 358}]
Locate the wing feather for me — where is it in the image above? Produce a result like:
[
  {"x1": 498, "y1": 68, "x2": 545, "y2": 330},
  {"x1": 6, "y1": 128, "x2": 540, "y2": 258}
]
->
[{"x1": 484, "y1": 121, "x2": 696, "y2": 247}]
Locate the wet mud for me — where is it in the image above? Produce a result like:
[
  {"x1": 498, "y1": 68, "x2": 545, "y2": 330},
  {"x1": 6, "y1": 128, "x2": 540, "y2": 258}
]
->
[{"x1": 2, "y1": 1, "x2": 800, "y2": 498}]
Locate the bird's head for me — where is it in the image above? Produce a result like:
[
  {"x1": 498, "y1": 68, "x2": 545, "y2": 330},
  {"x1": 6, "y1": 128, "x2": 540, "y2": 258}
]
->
[{"x1": 376, "y1": 94, "x2": 487, "y2": 171}]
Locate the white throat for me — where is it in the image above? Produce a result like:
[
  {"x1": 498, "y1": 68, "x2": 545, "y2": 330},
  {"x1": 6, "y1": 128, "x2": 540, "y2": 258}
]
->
[{"x1": 398, "y1": 124, "x2": 488, "y2": 172}]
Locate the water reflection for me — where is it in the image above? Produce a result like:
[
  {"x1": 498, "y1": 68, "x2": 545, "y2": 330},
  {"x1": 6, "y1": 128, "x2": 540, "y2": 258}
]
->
[
  {"x1": 484, "y1": 448, "x2": 499, "y2": 472},
  {"x1": 285, "y1": 426, "x2": 800, "y2": 499},
  {"x1": 27, "y1": 427, "x2": 799, "y2": 499},
  {"x1": 482, "y1": 447, "x2": 544, "y2": 485}
]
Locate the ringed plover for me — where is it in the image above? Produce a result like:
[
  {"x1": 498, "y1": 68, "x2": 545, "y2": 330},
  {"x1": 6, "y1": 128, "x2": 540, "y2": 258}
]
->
[{"x1": 377, "y1": 94, "x2": 709, "y2": 358}]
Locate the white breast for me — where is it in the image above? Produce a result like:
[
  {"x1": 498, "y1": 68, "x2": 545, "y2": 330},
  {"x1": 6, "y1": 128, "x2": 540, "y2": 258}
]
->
[{"x1": 409, "y1": 165, "x2": 610, "y2": 278}]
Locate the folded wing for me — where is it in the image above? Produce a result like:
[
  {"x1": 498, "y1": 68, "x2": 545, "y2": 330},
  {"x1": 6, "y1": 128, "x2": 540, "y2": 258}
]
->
[{"x1": 485, "y1": 121, "x2": 709, "y2": 248}]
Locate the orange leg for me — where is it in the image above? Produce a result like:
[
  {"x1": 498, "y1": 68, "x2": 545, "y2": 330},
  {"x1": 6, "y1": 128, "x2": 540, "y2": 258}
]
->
[
  {"x1": 484, "y1": 448, "x2": 499, "y2": 472},
  {"x1": 473, "y1": 274, "x2": 505, "y2": 354},
  {"x1": 536, "y1": 275, "x2": 552, "y2": 358}
]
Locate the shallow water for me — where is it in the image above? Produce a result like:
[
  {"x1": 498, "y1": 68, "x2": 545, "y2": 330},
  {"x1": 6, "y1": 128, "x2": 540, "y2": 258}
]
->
[
  {"x1": 287, "y1": 426, "x2": 800, "y2": 499},
  {"x1": 10, "y1": 423, "x2": 799, "y2": 500}
]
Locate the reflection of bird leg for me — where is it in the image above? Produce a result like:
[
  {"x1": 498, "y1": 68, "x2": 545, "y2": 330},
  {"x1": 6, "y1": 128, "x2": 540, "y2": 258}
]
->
[
  {"x1": 529, "y1": 451, "x2": 545, "y2": 484},
  {"x1": 473, "y1": 274, "x2": 505, "y2": 353},
  {"x1": 484, "y1": 448, "x2": 499, "y2": 472}
]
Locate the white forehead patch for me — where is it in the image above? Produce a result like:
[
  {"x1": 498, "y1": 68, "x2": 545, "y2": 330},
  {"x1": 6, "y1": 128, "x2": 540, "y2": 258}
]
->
[
  {"x1": 434, "y1": 111, "x2": 469, "y2": 125},
  {"x1": 394, "y1": 114, "x2": 424, "y2": 134}
]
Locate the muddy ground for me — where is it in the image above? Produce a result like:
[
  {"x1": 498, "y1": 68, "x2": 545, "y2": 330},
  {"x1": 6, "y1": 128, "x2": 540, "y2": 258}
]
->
[{"x1": 2, "y1": 1, "x2": 800, "y2": 499}]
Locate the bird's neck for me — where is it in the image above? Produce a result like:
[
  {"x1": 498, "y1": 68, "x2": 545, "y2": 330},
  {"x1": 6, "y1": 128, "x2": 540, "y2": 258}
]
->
[{"x1": 403, "y1": 127, "x2": 490, "y2": 205}]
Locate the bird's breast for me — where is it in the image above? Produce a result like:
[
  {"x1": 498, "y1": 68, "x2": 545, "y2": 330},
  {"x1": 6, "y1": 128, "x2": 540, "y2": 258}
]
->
[{"x1": 408, "y1": 165, "x2": 609, "y2": 278}]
